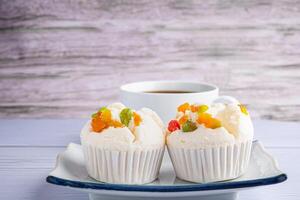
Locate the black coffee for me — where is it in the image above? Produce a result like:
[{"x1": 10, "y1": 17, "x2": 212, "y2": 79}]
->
[{"x1": 143, "y1": 90, "x2": 197, "y2": 94}]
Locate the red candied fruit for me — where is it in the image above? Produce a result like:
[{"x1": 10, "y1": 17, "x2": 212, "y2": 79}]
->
[{"x1": 168, "y1": 120, "x2": 181, "y2": 132}]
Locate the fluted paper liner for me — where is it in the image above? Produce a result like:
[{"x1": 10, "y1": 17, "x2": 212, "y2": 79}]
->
[
  {"x1": 82, "y1": 142, "x2": 165, "y2": 184},
  {"x1": 168, "y1": 140, "x2": 252, "y2": 183}
]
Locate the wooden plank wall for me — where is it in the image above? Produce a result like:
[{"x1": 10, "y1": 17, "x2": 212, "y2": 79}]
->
[{"x1": 0, "y1": 0, "x2": 299, "y2": 121}]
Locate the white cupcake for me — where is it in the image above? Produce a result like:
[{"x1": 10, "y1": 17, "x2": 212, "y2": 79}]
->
[
  {"x1": 167, "y1": 102, "x2": 253, "y2": 183},
  {"x1": 81, "y1": 103, "x2": 165, "y2": 184}
]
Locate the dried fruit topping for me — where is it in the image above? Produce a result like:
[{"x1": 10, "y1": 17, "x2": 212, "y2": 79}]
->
[
  {"x1": 190, "y1": 104, "x2": 209, "y2": 113},
  {"x1": 190, "y1": 105, "x2": 199, "y2": 112},
  {"x1": 197, "y1": 113, "x2": 221, "y2": 129},
  {"x1": 179, "y1": 115, "x2": 188, "y2": 125},
  {"x1": 133, "y1": 112, "x2": 142, "y2": 126},
  {"x1": 91, "y1": 106, "x2": 107, "y2": 118},
  {"x1": 182, "y1": 120, "x2": 198, "y2": 132},
  {"x1": 109, "y1": 120, "x2": 124, "y2": 128},
  {"x1": 205, "y1": 118, "x2": 222, "y2": 129},
  {"x1": 168, "y1": 120, "x2": 181, "y2": 132},
  {"x1": 197, "y1": 113, "x2": 211, "y2": 124},
  {"x1": 239, "y1": 104, "x2": 249, "y2": 115},
  {"x1": 120, "y1": 108, "x2": 133, "y2": 127},
  {"x1": 100, "y1": 108, "x2": 112, "y2": 123},
  {"x1": 90, "y1": 107, "x2": 112, "y2": 132},
  {"x1": 91, "y1": 106, "x2": 143, "y2": 133},
  {"x1": 177, "y1": 102, "x2": 190, "y2": 113},
  {"x1": 91, "y1": 117, "x2": 107, "y2": 132},
  {"x1": 197, "y1": 105, "x2": 209, "y2": 114},
  {"x1": 91, "y1": 112, "x2": 99, "y2": 118}
]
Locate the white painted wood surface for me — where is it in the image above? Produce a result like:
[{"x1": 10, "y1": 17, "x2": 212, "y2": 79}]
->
[
  {"x1": 0, "y1": 1, "x2": 300, "y2": 121},
  {"x1": 0, "y1": 119, "x2": 299, "y2": 200}
]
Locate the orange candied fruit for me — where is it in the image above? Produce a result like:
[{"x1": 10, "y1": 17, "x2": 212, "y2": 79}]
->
[
  {"x1": 179, "y1": 115, "x2": 188, "y2": 125},
  {"x1": 205, "y1": 118, "x2": 222, "y2": 129},
  {"x1": 177, "y1": 102, "x2": 190, "y2": 113},
  {"x1": 91, "y1": 117, "x2": 107, "y2": 132},
  {"x1": 239, "y1": 104, "x2": 249, "y2": 115},
  {"x1": 197, "y1": 113, "x2": 211, "y2": 124},
  {"x1": 190, "y1": 105, "x2": 199, "y2": 112},
  {"x1": 197, "y1": 113, "x2": 221, "y2": 129},
  {"x1": 133, "y1": 112, "x2": 142, "y2": 126}
]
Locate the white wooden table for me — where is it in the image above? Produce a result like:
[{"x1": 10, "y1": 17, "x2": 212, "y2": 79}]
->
[{"x1": 0, "y1": 119, "x2": 299, "y2": 200}]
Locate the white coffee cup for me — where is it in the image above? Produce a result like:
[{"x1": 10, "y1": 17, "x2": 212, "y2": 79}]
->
[{"x1": 120, "y1": 81, "x2": 238, "y2": 123}]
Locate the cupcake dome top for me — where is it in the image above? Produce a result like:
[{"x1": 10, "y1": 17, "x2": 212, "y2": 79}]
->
[
  {"x1": 81, "y1": 103, "x2": 165, "y2": 150},
  {"x1": 167, "y1": 102, "x2": 253, "y2": 148}
]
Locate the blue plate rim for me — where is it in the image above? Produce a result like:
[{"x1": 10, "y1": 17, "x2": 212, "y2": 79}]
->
[{"x1": 46, "y1": 173, "x2": 287, "y2": 192}]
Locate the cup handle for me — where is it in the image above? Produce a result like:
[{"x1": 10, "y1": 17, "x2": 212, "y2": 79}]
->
[{"x1": 213, "y1": 95, "x2": 239, "y2": 104}]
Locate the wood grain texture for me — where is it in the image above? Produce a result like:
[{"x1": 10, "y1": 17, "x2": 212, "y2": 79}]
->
[
  {"x1": 0, "y1": 147, "x2": 88, "y2": 200},
  {"x1": 0, "y1": 0, "x2": 300, "y2": 120}
]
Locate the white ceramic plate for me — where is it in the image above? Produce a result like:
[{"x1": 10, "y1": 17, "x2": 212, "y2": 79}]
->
[{"x1": 46, "y1": 141, "x2": 287, "y2": 200}]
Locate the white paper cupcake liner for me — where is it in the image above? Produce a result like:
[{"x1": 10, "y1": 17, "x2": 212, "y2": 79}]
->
[
  {"x1": 167, "y1": 140, "x2": 252, "y2": 183},
  {"x1": 82, "y1": 143, "x2": 165, "y2": 184}
]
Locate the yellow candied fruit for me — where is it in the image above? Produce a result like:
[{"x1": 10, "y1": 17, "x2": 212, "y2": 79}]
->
[
  {"x1": 197, "y1": 113, "x2": 221, "y2": 129},
  {"x1": 177, "y1": 102, "x2": 190, "y2": 113},
  {"x1": 109, "y1": 120, "x2": 124, "y2": 128},
  {"x1": 198, "y1": 105, "x2": 209, "y2": 113},
  {"x1": 239, "y1": 104, "x2": 249, "y2": 115},
  {"x1": 179, "y1": 115, "x2": 188, "y2": 125},
  {"x1": 133, "y1": 112, "x2": 142, "y2": 126},
  {"x1": 100, "y1": 109, "x2": 112, "y2": 123}
]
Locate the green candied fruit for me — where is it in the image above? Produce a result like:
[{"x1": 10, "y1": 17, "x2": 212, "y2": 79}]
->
[
  {"x1": 182, "y1": 120, "x2": 198, "y2": 132},
  {"x1": 120, "y1": 108, "x2": 133, "y2": 127}
]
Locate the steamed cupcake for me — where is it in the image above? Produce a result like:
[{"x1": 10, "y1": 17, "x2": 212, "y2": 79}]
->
[
  {"x1": 81, "y1": 103, "x2": 165, "y2": 184},
  {"x1": 167, "y1": 102, "x2": 253, "y2": 183}
]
